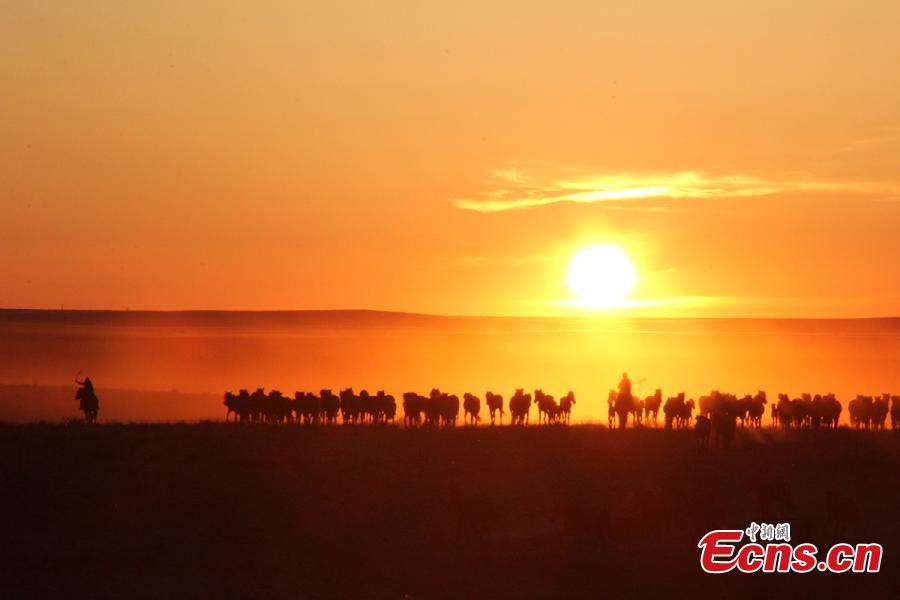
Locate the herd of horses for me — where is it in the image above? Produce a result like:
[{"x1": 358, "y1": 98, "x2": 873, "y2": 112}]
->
[
  {"x1": 223, "y1": 388, "x2": 576, "y2": 427},
  {"x1": 606, "y1": 388, "x2": 900, "y2": 447},
  {"x1": 223, "y1": 386, "x2": 900, "y2": 437},
  {"x1": 66, "y1": 380, "x2": 900, "y2": 437}
]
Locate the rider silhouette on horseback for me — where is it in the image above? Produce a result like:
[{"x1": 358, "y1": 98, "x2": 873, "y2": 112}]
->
[
  {"x1": 75, "y1": 376, "x2": 99, "y2": 423},
  {"x1": 613, "y1": 373, "x2": 634, "y2": 428},
  {"x1": 76, "y1": 376, "x2": 94, "y2": 396},
  {"x1": 618, "y1": 373, "x2": 632, "y2": 397}
]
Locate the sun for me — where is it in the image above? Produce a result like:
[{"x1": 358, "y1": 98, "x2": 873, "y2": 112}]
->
[{"x1": 565, "y1": 245, "x2": 637, "y2": 308}]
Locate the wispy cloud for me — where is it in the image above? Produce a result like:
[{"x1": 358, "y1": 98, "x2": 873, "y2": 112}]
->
[{"x1": 454, "y1": 170, "x2": 894, "y2": 213}]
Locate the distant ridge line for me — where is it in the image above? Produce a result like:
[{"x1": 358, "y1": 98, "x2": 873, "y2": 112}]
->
[{"x1": 0, "y1": 307, "x2": 899, "y2": 322}]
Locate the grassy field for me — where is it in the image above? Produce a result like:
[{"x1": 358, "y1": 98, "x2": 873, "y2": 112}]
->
[{"x1": 2, "y1": 423, "x2": 898, "y2": 598}]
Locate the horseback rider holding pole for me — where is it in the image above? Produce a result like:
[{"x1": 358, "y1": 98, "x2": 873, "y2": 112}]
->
[
  {"x1": 613, "y1": 372, "x2": 635, "y2": 429},
  {"x1": 75, "y1": 372, "x2": 99, "y2": 423}
]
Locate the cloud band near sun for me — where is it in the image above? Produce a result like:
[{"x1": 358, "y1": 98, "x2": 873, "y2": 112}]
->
[{"x1": 453, "y1": 170, "x2": 890, "y2": 212}]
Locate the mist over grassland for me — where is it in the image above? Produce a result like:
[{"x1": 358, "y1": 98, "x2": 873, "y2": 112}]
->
[{"x1": 2, "y1": 309, "x2": 900, "y2": 423}]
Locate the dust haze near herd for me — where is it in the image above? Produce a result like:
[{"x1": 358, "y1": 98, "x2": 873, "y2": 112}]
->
[{"x1": 2, "y1": 309, "x2": 900, "y2": 424}]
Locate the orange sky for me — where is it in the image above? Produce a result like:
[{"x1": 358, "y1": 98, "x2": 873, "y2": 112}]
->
[{"x1": 3, "y1": 1, "x2": 900, "y2": 317}]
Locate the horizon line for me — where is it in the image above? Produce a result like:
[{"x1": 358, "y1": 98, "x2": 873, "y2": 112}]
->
[{"x1": 1, "y1": 307, "x2": 900, "y2": 321}]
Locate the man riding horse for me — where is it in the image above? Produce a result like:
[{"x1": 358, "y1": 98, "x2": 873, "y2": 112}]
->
[
  {"x1": 615, "y1": 372, "x2": 634, "y2": 429},
  {"x1": 75, "y1": 376, "x2": 99, "y2": 423}
]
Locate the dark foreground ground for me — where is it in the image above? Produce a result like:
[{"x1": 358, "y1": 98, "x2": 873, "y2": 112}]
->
[{"x1": 2, "y1": 424, "x2": 899, "y2": 599}]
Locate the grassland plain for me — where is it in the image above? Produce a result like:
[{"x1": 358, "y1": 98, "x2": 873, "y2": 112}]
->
[{"x1": 2, "y1": 423, "x2": 898, "y2": 598}]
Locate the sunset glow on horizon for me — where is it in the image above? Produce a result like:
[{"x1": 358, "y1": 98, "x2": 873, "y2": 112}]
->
[{"x1": 4, "y1": 2, "x2": 900, "y2": 318}]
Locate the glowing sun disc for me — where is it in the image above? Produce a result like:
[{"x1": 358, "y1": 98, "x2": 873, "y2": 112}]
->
[{"x1": 566, "y1": 245, "x2": 637, "y2": 308}]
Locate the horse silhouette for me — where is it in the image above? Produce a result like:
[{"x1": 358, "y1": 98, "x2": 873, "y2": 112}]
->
[
  {"x1": 509, "y1": 388, "x2": 532, "y2": 425},
  {"x1": 263, "y1": 390, "x2": 292, "y2": 424},
  {"x1": 794, "y1": 394, "x2": 813, "y2": 428},
  {"x1": 776, "y1": 394, "x2": 796, "y2": 429},
  {"x1": 224, "y1": 391, "x2": 248, "y2": 422},
  {"x1": 631, "y1": 396, "x2": 644, "y2": 426},
  {"x1": 375, "y1": 391, "x2": 397, "y2": 424},
  {"x1": 424, "y1": 389, "x2": 443, "y2": 427},
  {"x1": 872, "y1": 394, "x2": 890, "y2": 430},
  {"x1": 462, "y1": 393, "x2": 481, "y2": 425},
  {"x1": 485, "y1": 391, "x2": 504, "y2": 425},
  {"x1": 534, "y1": 389, "x2": 557, "y2": 424},
  {"x1": 340, "y1": 388, "x2": 360, "y2": 424},
  {"x1": 402, "y1": 392, "x2": 426, "y2": 427},
  {"x1": 320, "y1": 389, "x2": 341, "y2": 424},
  {"x1": 614, "y1": 391, "x2": 634, "y2": 429},
  {"x1": 559, "y1": 391, "x2": 576, "y2": 424},
  {"x1": 849, "y1": 395, "x2": 874, "y2": 429},
  {"x1": 358, "y1": 390, "x2": 374, "y2": 423},
  {"x1": 745, "y1": 391, "x2": 767, "y2": 428},
  {"x1": 698, "y1": 391, "x2": 740, "y2": 445},
  {"x1": 425, "y1": 389, "x2": 459, "y2": 427},
  {"x1": 443, "y1": 392, "x2": 460, "y2": 427},
  {"x1": 642, "y1": 389, "x2": 662, "y2": 426},
  {"x1": 248, "y1": 388, "x2": 267, "y2": 423},
  {"x1": 293, "y1": 391, "x2": 319, "y2": 424},
  {"x1": 663, "y1": 393, "x2": 691, "y2": 429},
  {"x1": 735, "y1": 395, "x2": 752, "y2": 426},
  {"x1": 811, "y1": 393, "x2": 841, "y2": 430}
]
